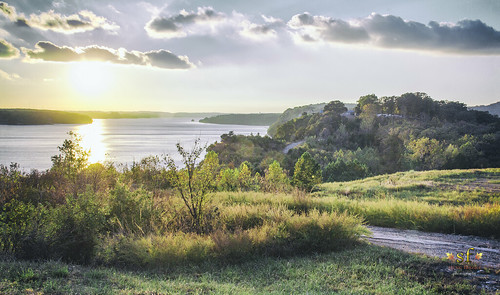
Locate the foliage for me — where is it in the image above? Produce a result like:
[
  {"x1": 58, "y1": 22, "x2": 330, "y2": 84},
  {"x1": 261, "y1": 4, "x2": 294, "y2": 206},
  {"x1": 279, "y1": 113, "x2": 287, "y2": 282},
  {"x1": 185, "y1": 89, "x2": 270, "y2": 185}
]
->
[
  {"x1": 165, "y1": 141, "x2": 220, "y2": 233},
  {"x1": 208, "y1": 133, "x2": 285, "y2": 175},
  {"x1": 263, "y1": 161, "x2": 290, "y2": 193},
  {"x1": 199, "y1": 113, "x2": 280, "y2": 126},
  {"x1": 263, "y1": 92, "x2": 500, "y2": 179},
  {"x1": 50, "y1": 131, "x2": 90, "y2": 196},
  {"x1": 2, "y1": 129, "x2": 499, "y2": 276},
  {"x1": 121, "y1": 156, "x2": 168, "y2": 191},
  {"x1": 406, "y1": 137, "x2": 448, "y2": 170},
  {"x1": 267, "y1": 102, "x2": 327, "y2": 137},
  {"x1": 323, "y1": 100, "x2": 347, "y2": 114},
  {"x1": 323, "y1": 159, "x2": 369, "y2": 182},
  {"x1": 292, "y1": 152, "x2": 322, "y2": 191}
]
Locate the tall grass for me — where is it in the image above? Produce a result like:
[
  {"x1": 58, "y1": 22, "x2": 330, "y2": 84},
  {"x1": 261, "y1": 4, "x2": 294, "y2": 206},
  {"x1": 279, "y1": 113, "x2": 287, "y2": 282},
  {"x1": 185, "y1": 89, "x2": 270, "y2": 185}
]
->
[
  {"x1": 213, "y1": 189, "x2": 500, "y2": 238},
  {"x1": 96, "y1": 209, "x2": 368, "y2": 268}
]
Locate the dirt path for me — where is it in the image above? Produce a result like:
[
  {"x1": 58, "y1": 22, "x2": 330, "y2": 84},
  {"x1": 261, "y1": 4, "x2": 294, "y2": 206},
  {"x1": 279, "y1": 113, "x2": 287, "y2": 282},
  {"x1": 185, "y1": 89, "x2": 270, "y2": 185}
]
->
[
  {"x1": 363, "y1": 226, "x2": 500, "y2": 270},
  {"x1": 282, "y1": 140, "x2": 305, "y2": 154}
]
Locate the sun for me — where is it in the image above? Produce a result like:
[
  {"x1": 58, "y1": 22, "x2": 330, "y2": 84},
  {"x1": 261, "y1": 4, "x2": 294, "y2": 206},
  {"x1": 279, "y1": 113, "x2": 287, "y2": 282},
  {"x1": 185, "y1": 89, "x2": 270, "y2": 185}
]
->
[{"x1": 69, "y1": 62, "x2": 112, "y2": 96}]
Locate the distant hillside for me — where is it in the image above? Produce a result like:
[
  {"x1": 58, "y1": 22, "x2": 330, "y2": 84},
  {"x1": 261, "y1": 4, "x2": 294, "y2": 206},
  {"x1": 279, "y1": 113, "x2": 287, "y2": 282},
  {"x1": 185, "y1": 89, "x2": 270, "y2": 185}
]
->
[
  {"x1": 200, "y1": 113, "x2": 280, "y2": 126},
  {"x1": 0, "y1": 109, "x2": 92, "y2": 125},
  {"x1": 470, "y1": 101, "x2": 500, "y2": 116},
  {"x1": 267, "y1": 102, "x2": 355, "y2": 137},
  {"x1": 77, "y1": 111, "x2": 223, "y2": 119},
  {"x1": 77, "y1": 111, "x2": 164, "y2": 119}
]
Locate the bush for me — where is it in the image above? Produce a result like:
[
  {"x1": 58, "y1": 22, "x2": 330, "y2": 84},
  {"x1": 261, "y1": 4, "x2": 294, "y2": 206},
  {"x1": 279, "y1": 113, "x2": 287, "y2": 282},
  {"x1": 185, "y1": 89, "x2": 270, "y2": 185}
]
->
[
  {"x1": 323, "y1": 159, "x2": 369, "y2": 182},
  {"x1": 292, "y1": 152, "x2": 322, "y2": 192},
  {"x1": 0, "y1": 199, "x2": 49, "y2": 258},
  {"x1": 107, "y1": 184, "x2": 156, "y2": 234},
  {"x1": 263, "y1": 161, "x2": 291, "y2": 193},
  {"x1": 48, "y1": 191, "x2": 108, "y2": 263},
  {"x1": 96, "y1": 208, "x2": 367, "y2": 267}
]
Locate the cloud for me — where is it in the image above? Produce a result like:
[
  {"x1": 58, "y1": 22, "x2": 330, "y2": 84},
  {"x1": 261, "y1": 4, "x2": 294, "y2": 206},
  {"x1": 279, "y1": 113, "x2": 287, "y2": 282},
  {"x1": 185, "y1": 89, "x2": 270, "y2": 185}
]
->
[
  {"x1": 287, "y1": 12, "x2": 500, "y2": 54},
  {"x1": 22, "y1": 41, "x2": 195, "y2": 69},
  {"x1": 239, "y1": 15, "x2": 284, "y2": 41},
  {"x1": 0, "y1": 39, "x2": 19, "y2": 58},
  {"x1": 145, "y1": 6, "x2": 225, "y2": 39},
  {"x1": 288, "y1": 13, "x2": 369, "y2": 44},
  {"x1": 0, "y1": 1, "x2": 119, "y2": 34},
  {"x1": 0, "y1": 68, "x2": 20, "y2": 80},
  {"x1": 0, "y1": 2, "x2": 14, "y2": 17},
  {"x1": 146, "y1": 7, "x2": 283, "y2": 41}
]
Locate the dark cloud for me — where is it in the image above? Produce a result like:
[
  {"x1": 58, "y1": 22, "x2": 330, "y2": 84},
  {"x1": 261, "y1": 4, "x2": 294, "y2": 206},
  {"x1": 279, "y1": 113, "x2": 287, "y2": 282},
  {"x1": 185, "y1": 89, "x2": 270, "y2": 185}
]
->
[
  {"x1": 147, "y1": 18, "x2": 179, "y2": 33},
  {"x1": 0, "y1": 1, "x2": 119, "y2": 34},
  {"x1": 22, "y1": 41, "x2": 194, "y2": 69},
  {"x1": 239, "y1": 15, "x2": 284, "y2": 40},
  {"x1": 14, "y1": 18, "x2": 30, "y2": 27},
  {"x1": 146, "y1": 7, "x2": 284, "y2": 42},
  {"x1": 288, "y1": 13, "x2": 369, "y2": 44},
  {"x1": 66, "y1": 19, "x2": 89, "y2": 28},
  {"x1": 146, "y1": 50, "x2": 193, "y2": 69},
  {"x1": 0, "y1": 39, "x2": 20, "y2": 59},
  {"x1": 288, "y1": 12, "x2": 500, "y2": 54},
  {"x1": 24, "y1": 41, "x2": 79, "y2": 61},
  {"x1": 145, "y1": 6, "x2": 226, "y2": 38}
]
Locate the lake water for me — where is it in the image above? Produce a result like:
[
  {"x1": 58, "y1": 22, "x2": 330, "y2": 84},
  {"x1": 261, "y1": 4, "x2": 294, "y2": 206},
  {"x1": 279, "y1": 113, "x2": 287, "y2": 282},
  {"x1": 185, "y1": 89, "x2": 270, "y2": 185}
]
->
[{"x1": 0, "y1": 118, "x2": 268, "y2": 171}]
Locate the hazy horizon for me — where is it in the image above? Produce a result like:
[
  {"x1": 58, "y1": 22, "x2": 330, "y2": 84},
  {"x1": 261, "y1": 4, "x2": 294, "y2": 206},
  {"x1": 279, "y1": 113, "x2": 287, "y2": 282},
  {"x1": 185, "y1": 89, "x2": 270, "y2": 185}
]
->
[
  {"x1": 1, "y1": 0, "x2": 499, "y2": 112},
  {"x1": 0, "y1": 98, "x2": 496, "y2": 114}
]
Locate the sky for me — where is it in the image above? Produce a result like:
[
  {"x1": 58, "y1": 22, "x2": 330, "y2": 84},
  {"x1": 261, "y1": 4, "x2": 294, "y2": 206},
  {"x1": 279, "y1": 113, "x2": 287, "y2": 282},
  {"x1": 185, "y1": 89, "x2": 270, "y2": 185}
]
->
[{"x1": 0, "y1": 0, "x2": 499, "y2": 113}]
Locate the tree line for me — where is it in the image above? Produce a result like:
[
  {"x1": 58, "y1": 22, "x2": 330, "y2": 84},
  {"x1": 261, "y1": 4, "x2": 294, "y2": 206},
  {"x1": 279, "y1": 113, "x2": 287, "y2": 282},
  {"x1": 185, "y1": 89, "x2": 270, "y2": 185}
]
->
[{"x1": 209, "y1": 92, "x2": 500, "y2": 182}]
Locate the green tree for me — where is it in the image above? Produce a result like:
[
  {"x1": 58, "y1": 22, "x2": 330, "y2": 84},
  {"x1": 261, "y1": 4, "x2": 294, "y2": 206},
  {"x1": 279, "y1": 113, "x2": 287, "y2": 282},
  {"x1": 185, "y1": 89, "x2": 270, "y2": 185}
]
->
[
  {"x1": 323, "y1": 159, "x2": 368, "y2": 182},
  {"x1": 237, "y1": 162, "x2": 252, "y2": 191},
  {"x1": 264, "y1": 161, "x2": 290, "y2": 193},
  {"x1": 51, "y1": 131, "x2": 89, "y2": 176},
  {"x1": 355, "y1": 94, "x2": 379, "y2": 115},
  {"x1": 165, "y1": 140, "x2": 220, "y2": 233},
  {"x1": 323, "y1": 100, "x2": 347, "y2": 115},
  {"x1": 292, "y1": 152, "x2": 322, "y2": 192},
  {"x1": 51, "y1": 131, "x2": 89, "y2": 196},
  {"x1": 218, "y1": 168, "x2": 239, "y2": 191},
  {"x1": 406, "y1": 137, "x2": 447, "y2": 170}
]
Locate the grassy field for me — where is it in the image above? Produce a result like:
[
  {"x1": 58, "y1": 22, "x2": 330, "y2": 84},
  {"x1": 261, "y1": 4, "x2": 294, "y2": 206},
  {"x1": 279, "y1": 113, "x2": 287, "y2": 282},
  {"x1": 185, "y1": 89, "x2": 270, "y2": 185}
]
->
[
  {"x1": 318, "y1": 168, "x2": 500, "y2": 205},
  {"x1": 0, "y1": 244, "x2": 487, "y2": 294},
  {"x1": 1, "y1": 168, "x2": 498, "y2": 293},
  {"x1": 211, "y1": 169, "x2": 500, "y2": 238}
]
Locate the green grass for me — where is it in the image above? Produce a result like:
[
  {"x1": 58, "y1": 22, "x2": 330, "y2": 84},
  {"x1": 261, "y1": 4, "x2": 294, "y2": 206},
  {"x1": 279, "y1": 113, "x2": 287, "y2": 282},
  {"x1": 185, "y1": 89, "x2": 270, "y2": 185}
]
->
[
  {"x1": 0, "y1": 244, "x2": 486, "y2": 294},
  {"x1": 211, "y1": 168, "x2": 500, "y2": 238},
  {"x1": 318, "y1": 168, "x2": 500, "y2": 205},
  {"x1": 96, "y1": 210, "x2": 368, "y2": 268}
]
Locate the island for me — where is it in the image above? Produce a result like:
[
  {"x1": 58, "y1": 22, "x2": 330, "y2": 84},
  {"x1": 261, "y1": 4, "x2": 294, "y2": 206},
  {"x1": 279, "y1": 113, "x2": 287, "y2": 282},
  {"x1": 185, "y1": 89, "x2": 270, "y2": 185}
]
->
[{"x1": 199, "y1": 113, "x2": 281, "y2": 126}]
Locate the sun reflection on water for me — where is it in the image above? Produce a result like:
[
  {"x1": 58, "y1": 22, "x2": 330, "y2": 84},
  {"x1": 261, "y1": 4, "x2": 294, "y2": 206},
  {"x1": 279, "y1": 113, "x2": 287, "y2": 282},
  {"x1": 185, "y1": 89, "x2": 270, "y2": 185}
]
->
[{"x1": 75, "y1": 119, "x2": 106, "y2": 164}]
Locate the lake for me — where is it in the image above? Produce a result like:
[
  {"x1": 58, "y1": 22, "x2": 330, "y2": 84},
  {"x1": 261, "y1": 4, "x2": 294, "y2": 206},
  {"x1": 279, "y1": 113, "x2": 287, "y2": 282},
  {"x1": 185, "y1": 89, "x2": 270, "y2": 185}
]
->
[{"x1": 0, "y1": 118, "x2": 268, "y2": 171}]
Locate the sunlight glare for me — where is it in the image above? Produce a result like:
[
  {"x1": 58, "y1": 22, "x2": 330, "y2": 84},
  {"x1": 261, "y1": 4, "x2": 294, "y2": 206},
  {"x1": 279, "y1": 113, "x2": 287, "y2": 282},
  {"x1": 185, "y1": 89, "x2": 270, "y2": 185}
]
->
[
  {"x1": 69, "y1": 62, "x2": 111, "y2": 96},
  {"x1": 76, "y1": 119, "x2": 107, "y2": 164}
]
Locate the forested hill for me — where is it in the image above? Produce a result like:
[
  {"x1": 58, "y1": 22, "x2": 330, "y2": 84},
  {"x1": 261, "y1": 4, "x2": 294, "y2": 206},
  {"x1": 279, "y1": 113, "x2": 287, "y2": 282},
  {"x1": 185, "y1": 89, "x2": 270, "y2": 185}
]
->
[
  {"x1": 0, "y1": 109, "x2": 92, "y2": 125},
  {"x1": 78, "y1": 111, "x2": 222, "y2": 119},
  {"x1": 209, "y1": 92, "x2": 500, "y2": 182},
  {"x1": 267, "y1": 102, "x2": 356, "y2": 137},
  {"x1": 199, "y1": 113, "x2": 280, "y2": 126},
  {"x1": 470, "y1": 101, "x2": 500, "y2": 116}
]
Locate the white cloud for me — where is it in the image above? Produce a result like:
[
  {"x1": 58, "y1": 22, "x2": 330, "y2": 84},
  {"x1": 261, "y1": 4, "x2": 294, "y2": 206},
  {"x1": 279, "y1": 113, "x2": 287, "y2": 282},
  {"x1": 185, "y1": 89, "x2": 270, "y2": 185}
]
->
[
  {"x1": 22, "y1": 41, "x2": 195, "y2": 69},
  {"x1": 239, "y1": 15, "x2": 283, "y2": 41},
  {"x1": 0, "y1": 1, "x2": 119, "y2": 34},
  {"x1": 145, "y1": 6, "x2": 284, "y2": 42}
]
